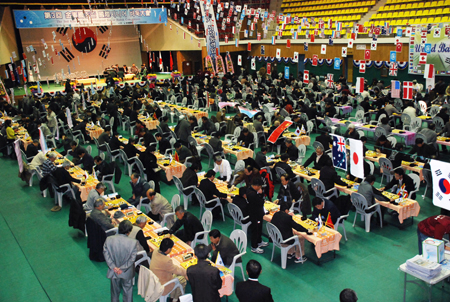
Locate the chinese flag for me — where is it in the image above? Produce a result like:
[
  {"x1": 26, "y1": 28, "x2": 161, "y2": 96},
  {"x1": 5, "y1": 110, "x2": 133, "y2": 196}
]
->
[
  {"x1": 286, "y1": 39, "x2": 291, "y2": 48},
  {"x1": 170, "y1": 51, "x2": 173, "y2": 71},
  {"x1": 153, "y1": 112, "x2": 157, "y2": 120},
  {"x1": 325, "y1": 213, "x2": 334, "y2": 229},
  {"x1": 174, "y1": 151, "x2": 179, "y2": 162},
  {"x1": 247, "y1": 42, "x2": 251, "y2": 51}
]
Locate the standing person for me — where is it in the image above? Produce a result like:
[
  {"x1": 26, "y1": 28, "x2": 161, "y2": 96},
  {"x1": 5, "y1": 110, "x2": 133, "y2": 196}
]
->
[
  {"x1": 235, "y1": 260, "x2": 274, "y2": 302},
  {"x1": 247, "y1": 178, "x2": 268, "y2": 254},
  {"x1": 186, "y1": 244, "x2": 223, "y2": 302},
  {"x1": 417, "y1": 215, "x2": 450, "y2": 254},
  {"x1": 46, "y1": 108, "x2": 57, "y2": 133},
  {"x1": 103, "y1": 220, "x2": 138, "y2": 302}
]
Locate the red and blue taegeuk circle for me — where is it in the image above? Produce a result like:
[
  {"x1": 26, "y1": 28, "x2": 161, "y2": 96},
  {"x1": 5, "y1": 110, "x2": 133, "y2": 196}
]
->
[{"x1": 439, "y1": 178, "x2": 450, "y2": 194}]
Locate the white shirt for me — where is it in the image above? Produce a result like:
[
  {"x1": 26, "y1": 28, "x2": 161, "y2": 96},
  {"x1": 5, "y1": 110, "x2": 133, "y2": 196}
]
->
[
  {"x1": 403, "y1": 106, "x2": 416, "y2": 119},
  {"x1": 213, "y1": 159, "x2": 232, "y2": 182}
]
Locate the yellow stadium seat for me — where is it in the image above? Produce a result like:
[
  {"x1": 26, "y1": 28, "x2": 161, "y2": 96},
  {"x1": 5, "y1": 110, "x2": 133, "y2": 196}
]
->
[
  {"x1": 420, "y1": 17, "x2": 427, "y2": 24},
  {"x1": 404, "y1": 11, "x2": 411, "y2": 17},
  {"x1": 393, "y1": 12, "x2": 399, "y2": 18},
  {"x1": 427, "y1": 17, "x2": 434, "y2": 23},
  {"x1": 436, "y1": 8, "x2": 443, "y2": 14},
  {"x1": 435, "y1": 17, "x2": 442, "y2": 22},
  {"x1": 418, "y1": 3, "x2": 424, "y2": 8},
  {"x1": 394, "y1": 4, "x2": 400, "y2": 10},
  {"x1": 400, "y1": 4, "x2": 406, "y2": 9},
  {"x1": 399, "y1": 19, "x2": 408, "y2": 25},
  {"x1": 379, "y1": 6, "x2": 385, "y2": 11},
  {"x1": 423, "y1": 9, "x2": 430, "y2": 15},
  {"x1": 386, "y1": 12, "x2": 393, "y2": 18},
  {"x1": 406, "y1": 4, "x2": 412, "y2": 9},
  {"x1": 412, "y1": 3, "x2": 418, "y2": 9},
  {"x1": 442, "y1": 16, "x2": 449, "y2": 22},
  {"x1": 444, "y1": 8, "x2": 450, "y2": 14},
  {"x1": 430, "y1": 9, "x2": 436, "y2": 15},
  {"x1": 364, "y1": 21, "x2": 370, "y2": 27}
]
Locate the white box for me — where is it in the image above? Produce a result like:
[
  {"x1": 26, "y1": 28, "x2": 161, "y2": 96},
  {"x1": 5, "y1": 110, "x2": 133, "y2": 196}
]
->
[{"x1": 422, "y1": 238, "x2": 445, "y2": 263}]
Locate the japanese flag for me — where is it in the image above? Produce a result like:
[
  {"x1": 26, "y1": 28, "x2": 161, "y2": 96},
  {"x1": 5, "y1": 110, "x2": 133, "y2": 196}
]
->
[
  {"x1": 303, "y1": 70, "x2": 309, "y2": 84},
  {"x1": 295, "y1": 127, "x2": 301, "y2": 136},
  {"x1": 237, "y1": 55, "x2": 242, "y2": 66},
  {"x1": 276, "y1": 48, "x2": 281, "y2": 59},
  {"x1": 405, "y1": 27, "x2": 412, "y2": 37},
  {"x1": 321, "y1": 44, "x2": 327, "y2": 54},
  {"x1": 349, "y1": 138, "x2": 365, "y2": 179},
  {"x1": 356, "y1": 77, "x2": 364, "y2": 94},
  {"x1": 359, "y1": 60, "x2": 366, "y2": 73},
  {"x1": 251, "y1": 57, "x2": 256, "y2": 70},
  {"x1": 341, "y1": 47, "x2": 347, "y2": 57},
  {"x1": 347, "y1": 39, "x2": 353, "y2": 48},
  {"x1": 424, "y1": 64, "x2": 435, "y2": 79}
]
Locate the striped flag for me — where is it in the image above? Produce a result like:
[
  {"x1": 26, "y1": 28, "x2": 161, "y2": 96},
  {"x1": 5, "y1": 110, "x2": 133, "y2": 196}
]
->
[
  {"x1": 272, "y1": 36, "x2": 276, "y2": 45},
  {"x1": 391, "y1": 80, "x2": 401, "y2": 98},
  {"x1": 424, "y1": 64, "x2": 435, "y2": 79},
  {"x1": 355, "y1": 77, "x2": 364, "y2": 94}
]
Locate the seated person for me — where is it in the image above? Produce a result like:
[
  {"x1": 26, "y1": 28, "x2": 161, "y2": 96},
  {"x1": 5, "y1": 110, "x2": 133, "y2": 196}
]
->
[
  {"x1": 127, "y1": 172, "x2": 151, "y2": 206},
  {"x1": 78, "y1": 149, "x2": 95, "y2": 172},
  {"x1": 302, "y1": 146, "x2": 330, "y2": 170},
  {"x1": 391, "y1": 143, "x2": 413, "y2": 169},
  {"x1": 234, "y1": 165, "x2": 261, "y2": 187},
  {"x1": 69, "y1": 141, "x2": 87, "y2": 164},
  {"x1": 209, "y1": 132, "x2": 223, "y2": 153},
  {"x1": 237, "y1": 128, "x2": 254, "y2": 148},
  {"x1": 408, "y1": 137, "x2": 436, "y2": 162},
  {"x1": 84, "y1": 183, "x2": 107, "y2": 211},
  {"x1": 169, "y1": 206, "x2": 204, "y2": 244},
  {"x1": 274, "y1": 153, "x2": 296, "y2": 180},
  {"x1": 90, "y1": 198, "x2": 117, "y2": 231},
  {"x1": 93, "y1": 156, "x2": 113, "y2": 180},
  {"x1": 199, "y1": 170, "x2": 232, "y2": 216},
  {"x1": 26, "y1": 139, "x2": 41, "y2": 158},
  {"x1": 315, "y1": 131, "x2": 333, "y2": 151},
  {"x1": 145, "y1": 189, "x2": 175, "y2": 228},
  {"x1": 419, "y1": 123, "x2": 438, "y2": 145},
  {"x1": 131, "y1": 216, "x2": 152, "y2": 255},
  {"x1": 380, "y1": 168, "x2": 416, "y2": 199},
  {"x1": 255, "y1": 146, "x2": 274, "y2": 169},
  {"x1": 97, "y1": 126, "x2": 111, "y2": 151},
  {"x1": 180, "y1": 162, "x2": 200, "y2": 196},
  {"x1": 208, "y1": 229, "x2": 241, "y2": 267},
  {"x1": 198, "y1": 116, "x2": 215, "y2": 135},
  {"x1": 227, "y1": 187, "x2": 250, "y2": 223},
  {"x1": 277, "y1": 173, "x2": 301, "y2": 209},
  {"x1": 379, "y1": 117, "x2": 392, "y2": 135},
  {"x1": 213, "y1": 156, "x2": 232, "y2": 182},
  {"x1": 109, "y1": 132, "x2": 125, "y2": 151},
  {"x1": 155, "y1": 133, "x2": 171, "y2": 155},
  {"x1": 374, "y1": 135, "x2": 393, "y2": 157},
  {"x1": 343, "y1": 124, "x2": 359, "y2": 140},
  {"x1": 283, "y1": 139, "x2": 299, "y2": 161},
  {"x1": 174, "y1": 141, "x2": 192, "y2": 164},
  {"x1": 124, "y1": 137, "x2": 142, "y2": 160},
  {"x1": 311, "y1": 197, "x2": 341, "y2": 226},
  {"x1": 319, "y1": 159, "x2": 350, "y2": 192}
]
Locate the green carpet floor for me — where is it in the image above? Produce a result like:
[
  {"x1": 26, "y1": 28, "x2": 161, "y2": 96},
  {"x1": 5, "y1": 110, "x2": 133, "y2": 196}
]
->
[{"x1": 1, "y1": 110, "x2": 449, "y2": 302}]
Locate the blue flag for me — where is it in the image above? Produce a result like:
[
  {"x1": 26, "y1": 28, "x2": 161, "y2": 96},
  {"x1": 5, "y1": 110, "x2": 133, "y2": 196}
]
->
[{"x1": 332, "y1": 135, "x2": 347, "y2": 171}]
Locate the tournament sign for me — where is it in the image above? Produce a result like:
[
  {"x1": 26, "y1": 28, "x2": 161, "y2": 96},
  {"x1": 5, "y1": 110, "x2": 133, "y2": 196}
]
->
[{"x1": 409, "y1": 24, "x2": 450, "y2": 75}]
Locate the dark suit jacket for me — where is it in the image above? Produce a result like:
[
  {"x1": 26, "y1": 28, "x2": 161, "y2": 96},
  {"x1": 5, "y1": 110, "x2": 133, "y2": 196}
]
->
[
  {"x1": 232, "y1": 196, "x2": 249, "y2": 222},
  {"x1": 208, "y1": 235, "x2": 240, "y2": 267},
  {"x1": 255, "y1": 151, "x2": 270, "y2": 168},
  {"x1": 160, "y1": 121, "x2": 171, "y2": 133},
  {"x1": 319, "y1": 165, "x2": 348, "y2": 191},
  {"x1": 130, "y1": 178, "x2": 151, "y2": 200},
  {"x1": 209, "y1": 137, "x2": 223, "y2": 152},
  {"x1": 109, "y1": 136, "x2": 125, "y2": 151},
  {"x1": 180, "y1": 167, "x2": 198, "y2": 194},
  {"x1": 271, "y1": 211, "x2": 307, "y2": 241},
  {"x1": 198, "y1": 178, "x2": 227, "y2": 201},
  {"x1": 53, "y1": 167, "x2": 81, "y2": 187},
  {"x1": 95, "y1": 161, "x2": 113, "y2": 179},
  {"x1": 177, "y1": 145, "x2": 192, "y2": 162},
  {"x1": 274, "y1": 161, "x2": 296, "y2": 179},
  {"x1": 303, "y1": 153, "x2": 331, "y2": 170},
  {"x1": 277, "y1": 181, "x2": 301, "y2": 206},
  {"x1": 124, "y1": 143, "x2": 141, "y2": 159},
  {"x1": 236, "y1": 280, "x2": 274, "y2": 302},
  {"x1": 384, "y1": 173, "x2": 415, "y2": 195},
  {"x1": 315, "y1": 134, "x2": 333, "y2": 151},
  {"x1": 246, "y1": 186, "x2": 265, "y2": 221},
  {"x1": 26, "y1": 144, "x2": 40, "y2": 158},
  {"x1": 286, "y1": 144, "x2": 299, "y2": 161},
  {"x1": 311, "y1": 198, "x2": 341, "y2": 225},
  {"x1": 169, "y1": 212, "x2": 203, "y2": 242},
  {"x1": 158, "y1": 138, "x2": 171, "y2": 155},
  {"x1": 187, "y1": 260, "x2": 222, "y2": 302},
  {"x1": 238, "y1": 132, "x2": 254, "y2": 148},
  {"x1": 80, "y1": 154, "x2": 95, "y2": 172},
  {"x1": 176, "y1": 119, "x2": 191, "y2": 144}
]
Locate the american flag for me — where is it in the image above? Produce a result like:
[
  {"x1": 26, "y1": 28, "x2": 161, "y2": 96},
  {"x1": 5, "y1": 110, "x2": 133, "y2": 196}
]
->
[
  {"x1": 389, "y1": 62, "x2": 398, "y2": 76},
  {"x1": 391, "y1": 80, "x2": 401, "y2": 98},
  {"x1": 332, "y1": 135, "x2": 347, "y2": 170}
]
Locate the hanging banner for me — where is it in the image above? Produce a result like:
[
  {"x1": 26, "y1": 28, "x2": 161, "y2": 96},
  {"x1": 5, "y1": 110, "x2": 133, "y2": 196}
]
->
[
  {"x1": 0, "y1": 79, "x2": 10, "y2": 103},
  {"x1": 14, "y1": 9, "x2": 168, "y2": 28},
  {"x1": 332, "y1": 135, "x2": 347, "y2": 171},
  {"x1": 66, "y1": 107, "x2": 73, "y2": 129},
  {"x1": 14, "y1": 140, "x2": 24, "y2": 173},
  {"x1": 38, "y1": 127, "x2": 49, "y2": 153},
  {"x1": 430, "y1": 159, "x2": 450, "y2": 211},
  {"x1": 225, "y1": 53, "x2": 234, "y2": 73},
  {"x1": 268, "y1": 121, "x2": 293, "y2": 144},
  {"x1": 205, "y1": 55, "x2": 216, "y2": 75},
  {"x1": 215, "y1": 55, "x2": 225, "y2": 75},
  {"x1": 200, "y1": 2, "x2": 220, "y2": 62}
]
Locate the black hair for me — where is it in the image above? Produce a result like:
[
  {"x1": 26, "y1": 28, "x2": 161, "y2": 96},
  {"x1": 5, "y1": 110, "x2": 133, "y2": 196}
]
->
[
  {"x1": 194, "y1": 244, "x2": 209, "y2": 260},
  {"x1": 160, "y1": 238, "x2": 174, "y2": 252},
  {"x1": 394, "y1": 168, "x2": 405, "y2": 176},
  {"x1": 365, "y1": 175, "x2": 376, "y2": 183},
  {"x1": 208, "y1": 229, "x2": 221, "y2": 238},
  {"x1": 246, "y1": 260, "x2": 262, "y2": 279},
  {"x1": 312, "y1": 197, "x2": 323, "y2": 207}
]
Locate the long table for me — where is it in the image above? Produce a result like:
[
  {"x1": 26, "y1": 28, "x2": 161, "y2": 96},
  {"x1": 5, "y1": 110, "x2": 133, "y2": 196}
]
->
[
  {"x1": 157, "y1": 102, "x2": 209, "y2": 121},
  {"x1": 138, "y1": 115, "x2": 159, "y2": 130},
  {"x1": 192, "y1": 133, "x2": 254, "y2": 161},
  {"x1": 437, "y1": 136, "x2": 450, "y2": 147},
  {"x1": 104, "y1": 196, "x2": 233, "y2": 297},
  {"x1": 86, "y1": 124, "x2": 104, "y2": 139},
  {"x1": 242, "y1": 123, "x2": 311, "y2": 147}
]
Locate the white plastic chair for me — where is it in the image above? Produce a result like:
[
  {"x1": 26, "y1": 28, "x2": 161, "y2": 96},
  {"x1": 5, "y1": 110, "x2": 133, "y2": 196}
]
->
[
  {"x1": 408, "y1": 173, "x2": 421, "y2": 199},
  {"x1": 190, "y1": 210, "x2": 213, "y2": 248},
  {"x1": 311, "y1": 178, "x2": 339, "y2": 199},
  {"x1": 194, "y1": 188, "x2": 225, "y2": 221},
  {"x1": 297, "y1": 144, "x2": 306, "y2": 164},
  {"x1": 335, "y1": 214, "x2": 349, "y2": 241},
  {"x1": 118, "y1": 149, "x2": 138, "y2": 176},
  {"x1": 179, "y1": 294, "x2": 193, "y2": 302},
  {"x1": 266, "y1": 222, "x2": 305, "y2": 269},
  {"x1": 379, "y1": 157, "x2": 394, "y2": 185},
  {"x1": 135, "y1": 250, "x2": 151, "y2": 268},
  {"x1": 159, "y1": 278, "x2": 185, "y2": 302},
  {"x1": 173, "y1": 176, "x2": 196, "y2": 210},
  {"x1": 51, "y1": 183, "x2": 76, "y2": 207},
  {"x1": 228, "y1": 230, "x2": 247, "y2": 282},
  {"x1": 227, "y1": 203, "x2": 251, "y2": 237},
  {"x1": 161, "y1": 194, "x2": 180, "y2": 228},
  {"x1": 351, "y1": 192, "x2": 383, "y2": 233}
]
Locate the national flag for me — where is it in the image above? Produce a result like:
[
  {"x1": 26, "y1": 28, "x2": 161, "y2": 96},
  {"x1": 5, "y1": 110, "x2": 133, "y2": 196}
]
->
[
  {"x1": 295, "y1": 127, "x2": 301, "y2": 136},
  {"x1": 321, "y1": 44, "x2": 327, "y2": 54},
  {"x1": 238, "y1": 106, "x2": 260, "y2": 118},
  {"x1": 268, "y1": 120, "x2": 293, "y2": 144},
  {"x1": 237, "y1": 55, "x2": 242, "y2": 66},
  {"x1": 312, "y1": 55, "x2": 318, "y2": 66},
  {"x1": 359, "y1": 60, "x2": 366, "y2": 73},
  {"x1": 304, "y1": 42, "x2": 308, "y2": 51},
  {"x1": 276, "y1": 48, "x2": 281, "y2": 59},
  {"x1": 403, "y1": 81, "x2": 413, "y2": 100},
  {"x1": 389, "y1": 62, "x2": 398, "y2": 76},
  {"x1": 424, "y1": 64, "x2": 435, "y2": 79},
  {"x1": 159, "y1": 51, "x2": 163, "y2": 71},
  {"x1": 247, "y1": 42, "x2": 251, "y2": 51},
  {"x1": 215, "y1": 252, "x2": 225, "y2": 267},
  {"x1": 429, "y1": 159, "x2": 450, "y2": 211},
  {"x1": 419, "y1": 53, "x2": 427, "y2": 65},
  {"x1": 327, "y1": 73, "x2": 334, "y2": 88},
  {"x1": 38, "y1": 127, "x2": 49, "y2": 153},
  {"x1": 286, "y1": 39, "x2": 291, "y2": 48},
  {"x1": 336, "y1": 21, "x2": 342, "y2": 31},
  {"x1": 349, "y1": 138, "x2": 364, "y2": 179},
  {"x1": 251, "y1": 58, "x2": 256, "y2": 70},
  {"x1": 371, "y1": 41, "x2": 377, "y2": 50},
  {"x1": 174, "y1": 151, "x2": 179, "y2": 162},
  {"x1": 347, "y1": 39, "x2": 353, "y2": 48},
  {"x1": 332, "y1": 135, "x2": 347, "y2": 171},
  {"x1": 325, "y1": 213, "x2": 334, "y2": 229},
  {"x1": 356, "y1": 77, "x2": 364, "y2": 94},
  {"x1": 310, "y1": 34, "x2": 315, "y2": 43},
  {"x1": 225, "y1": 36, "x2": 228, "y2": 43},
  {"x1": 396, "y1": 43, "x2": 402, "y2": 52},
  {"x1": 303, "y1": 70, "x2": 309, "y2": 84},
  {"x1": 341, "y1": 47, "x2": 347, "y2": 57},
  {"x1": 364, "y1": 49, "x2": 371, "y2": 60},
  {"x1": 169, "y1": 51, "x2": 173, "y2": 71},
  {"x1": 328, "y1": 19, "x2": 333, "y2": 29},
  {"x1": 267, "y1": 63, "x2": 271, "y2": 74},
  {"x1": 272, "y1": 36, "x2": 276, "y2": 45},
  {"x1": 235, "y1": 39, "x2": 239, "y2": 47},
  {"x1": 391, "y1": 80, "x2": 401, "y2": 98}
]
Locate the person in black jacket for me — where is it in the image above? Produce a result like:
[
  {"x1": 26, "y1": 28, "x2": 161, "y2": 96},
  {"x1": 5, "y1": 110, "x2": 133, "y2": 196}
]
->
[
  {"x1": 324, "y1": 102, "x2": 337, "y2": 117},
  {"x1": 141, "y1": 146, "x2": 161, "y2": 193},
  {"x1": 198, "y1": 116, "x2": 215, "y2": 135},
  {"x1": 180, "y1": 163, "x2": 200, "y2": 196},
  {"x1": 319, "y1": 159, "x2": 351, "y2": 193},
  {"x1": 238, "y1": 128, "x2": 254, "y2": 148},
  {"x1": 391, "y1": 143, "x2": 413, "y2": 169},
  {"x1": 302, "y1": 146, "x2": 331, "y2": 170},
  {"x1": 343, "y1": 124, "x2": 360, "y2": 140},
  {"x1": 93, "y1": 156, "x2": 113, "y2": 180},
  {"x1": 408, "y1": 137, "x2": 437, "y2": 162},
  {"x1": 381, "y1": 167, "x2": 416, "y2": 199},
  {"x1": 207, "y1": 229, "x2": 240, "y2": 267},
  {"x1": 160, "y1": 116, "x2": 171, "y2": 133},
  {"x1": 155, "y1": 133, "x2": 171, "y2": 155},
  {"x1": 236, "y1": 260, "x2": 274, "y2": 302},
  {"x1": 311, "y1": 197, "x2": 341, "y2": 225},
  {"x1": 277, "y1": 174, "x2": 301, "y2": 209},
  {"x1": 374, "y1": 135, "x2": 393, "y2": 158},
  {"x1": 274, "y1": 153, "x2": 296, "y2": 179},
  {"x1": 315, "y1": 131, "x2": 333, "y2": 151},
  {"x1": 127, "y1": 172, "x2": 151, "y2": 206},
  {"x1": 123, "y1": 137, "x2": 142, "y2": 160},
  {"x1": 109, "y1": 132, "x2": 125, "y2": 151},
  {"x1": 271, "y1": 203, "x2": 309, "y2": 263},
  {"x1": 284, "y1": 139, "x2": 299, "y2": 161},
  {"x1": 247, "y1": 178, "x2": 268, "y2": 254},
  {"x1": 228, "y1": 187, "x2": 250, "y2": 223},
  {"x1": 26, "y1": 139, "x2": 40, "y2": 158},
  {"x1": 198, "y1": 170, "x2": 230, "y2": 202},
  {"x1": 170, "y1": 206, "x2": 204, "y2": 244},
  {"x1": 78, "y1": 149, "x2": 95, "y2": 172}
]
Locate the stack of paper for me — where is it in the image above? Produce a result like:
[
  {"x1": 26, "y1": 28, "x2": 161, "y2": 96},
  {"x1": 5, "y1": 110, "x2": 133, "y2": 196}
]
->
[{"x1": 406, "y1": 255, "x2": 442, "y2": 279}]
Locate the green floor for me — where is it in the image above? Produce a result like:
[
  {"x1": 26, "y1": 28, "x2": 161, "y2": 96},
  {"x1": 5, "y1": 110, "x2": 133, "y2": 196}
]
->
[{"x1": 1, "y1": 111, "x2": 450, "y2": 302}]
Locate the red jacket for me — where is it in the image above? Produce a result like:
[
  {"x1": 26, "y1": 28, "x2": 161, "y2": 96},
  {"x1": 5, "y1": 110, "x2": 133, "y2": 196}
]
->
[{"x1": 418, "y1": 215, "x2": 450, "y2": 239}]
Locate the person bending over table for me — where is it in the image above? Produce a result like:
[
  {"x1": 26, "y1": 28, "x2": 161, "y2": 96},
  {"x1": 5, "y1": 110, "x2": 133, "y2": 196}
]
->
[
  {"x1": 127, "y1": 172, "x2": 151, "y2": 206},
  {"x1": 374, "y1": 135, "x2": 393, "y2": 157},
  {"x1": 144, "y1": 189, "x2": 174, "y2": 228},
  {"x1": 53, "y1": 160, "x2": 82, "y2": 194},
  {"x1": 155, "y1": 133, "x2": 171, "y2": 155},
  {"x1": 198, "y1": 116, "x2": 216, "y2": 135},
  {"x1": 276, "y1": 173, "x2": 301, "y2": 210},
  {"x1": 26, "y1": 139, "x2": 40, "y2": 158},
  {"x1": 236, "y1": 260, "x2": 274, "y2": 302},
  {"x1": 199, "y1": 170, "x2": 232, "y2": 217},
  {"x1": 417, "y1": 215, "x2": 450, "y2": 254},
  {"x1": 274, "y1": 153, "x2": 297, "y2": 180},
  {"x1": 69, "y1": 141, "x2": 87, "y2": 165},
  {"x1": 213, "y1": 156, "x2": 232, "y2": 182},
  {"x1": 319, "y1": 159, "x2": 351, "y2": 193},
  {"x1": 207, "y1": 229, "x2": 241, "y2": 267},
  {"x1": 93, "y1": 156, "x2": 113, "y2": 180},
  {"x1": 90, "y1": 198, "x2": 117, "y2": 231},
  {"x1": 209, "y1": 132, "x2": 224, "y2": 153},
  {"x1": 311, "y1": 197, "x2": 341, "y2": 226},
  {"x1": 391, "y1": 143, "x2": 413, "y2": 169},
  {"x1": 174, "y1": 141, "x2": 192, "y2": 164},
  {"x1": 150, "y1": 238, "x2": 187, "y2": 302},
  {"x1": 84, "y1": 182, "x2": 107, "y2": 211},
  {"x1": 358, "y1": 175, "x2": 393, "y2": 222},
  {"x1": 272, "y1": 203, "x2": 310, "y2": 263},
  {"x1": 78, "y1": 149, "x2": 95, "y2": 172},
  {"x1": 343, "y1": 124, "x2": 360, "y2": 140},
  {"x1": 301, "y1": 146, "x2": 330, "y2": 171},
  {"x1": 129, "y1": 215, "x2": 152, "y2": 256},
  {"x1": 237, "y1": 128, "x2": 254, "y2": 148},
  {"x1": 324, "y1": 101, "x2": 337, "y2": 117},
  {"x1": 180, "y1": 162, "x2": 200, "y2": 198},
  {"x1": 124, "y1": 137, "x2": 142, "y2": 161},
  {"x1": 97, "y1": 126, "x2": 111, "y2": 151},
  {"x1": 228, "y1": 187, "x2": 250, "y2": 224},
  {"x1": 380, "y1": 168, "x2": 415, "y2": 199},
  {"x1": 234, "y1": 165, "x2": 261, "y2": 187},
  {"x1": 255, "y1": 146, "x2": 274, "y2": 169},
  {"x1": 187, "y1": 244, "x2": 223, "y2": 302},
  {"x1": 418, "y1": 123, "x2": 438, "y2": 145},
  {"x1": 283, "y1": 139, "x2": 299, "y2": 161},
  {"x1": 247, "y1": 178, "x2": 268, "y2": 254},
  {"x1": 408, "y1": 137, "x2": 436, "y2": 162},
  {"x1": 169, "y1": 206, "x2": 204, "y2": 245}
]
